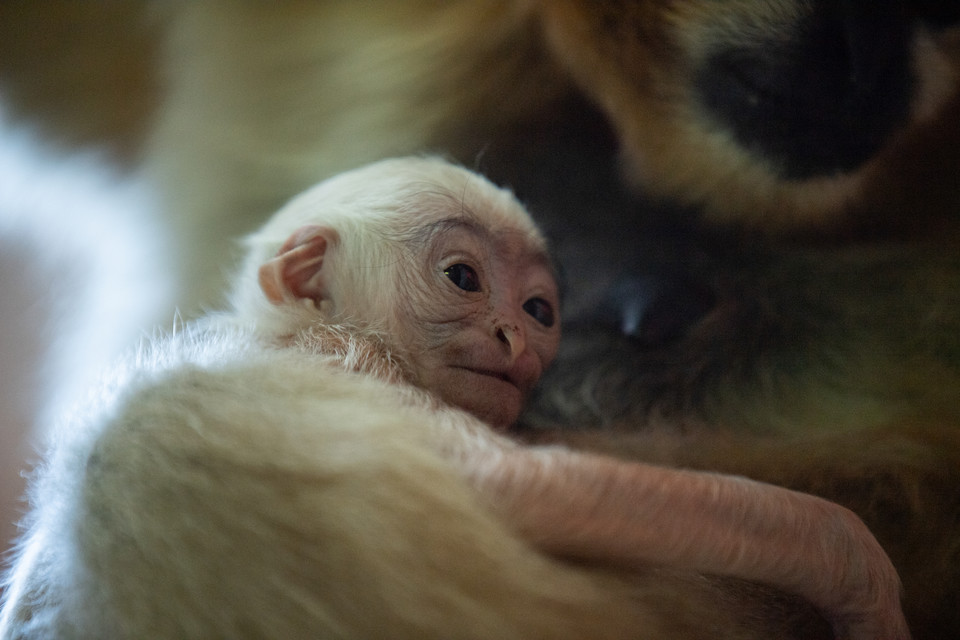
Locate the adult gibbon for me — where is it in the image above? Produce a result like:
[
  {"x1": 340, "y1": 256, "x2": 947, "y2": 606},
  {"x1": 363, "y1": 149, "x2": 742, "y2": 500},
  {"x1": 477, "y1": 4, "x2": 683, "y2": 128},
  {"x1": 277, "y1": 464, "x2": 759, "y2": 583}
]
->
[{"x1": 0, "y1": 1, "x2": 958, "y2": 637}]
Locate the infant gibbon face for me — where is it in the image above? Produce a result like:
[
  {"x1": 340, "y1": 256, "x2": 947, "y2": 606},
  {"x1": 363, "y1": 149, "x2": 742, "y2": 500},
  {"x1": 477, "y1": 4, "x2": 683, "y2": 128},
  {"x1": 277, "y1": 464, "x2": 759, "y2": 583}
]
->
[
  {"x1": 255, "y1": 159, "x2": 561, "y2": 430},
  {"x1": 393, "y1": 216, "x2": 561, "y2": 429}
]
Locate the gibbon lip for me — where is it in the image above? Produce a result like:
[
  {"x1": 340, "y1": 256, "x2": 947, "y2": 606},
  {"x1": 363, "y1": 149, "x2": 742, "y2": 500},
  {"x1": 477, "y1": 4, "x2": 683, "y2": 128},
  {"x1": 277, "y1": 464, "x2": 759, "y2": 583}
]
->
[{"x1": 455, "y1": 366, "x2": 517, "y2": 387}]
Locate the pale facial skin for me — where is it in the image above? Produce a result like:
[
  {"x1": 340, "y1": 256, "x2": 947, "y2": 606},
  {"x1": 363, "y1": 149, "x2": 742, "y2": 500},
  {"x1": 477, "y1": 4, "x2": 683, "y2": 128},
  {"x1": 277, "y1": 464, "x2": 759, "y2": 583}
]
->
[{"x1": 391, "y1": 219, "x2": 561, "y2": 429}]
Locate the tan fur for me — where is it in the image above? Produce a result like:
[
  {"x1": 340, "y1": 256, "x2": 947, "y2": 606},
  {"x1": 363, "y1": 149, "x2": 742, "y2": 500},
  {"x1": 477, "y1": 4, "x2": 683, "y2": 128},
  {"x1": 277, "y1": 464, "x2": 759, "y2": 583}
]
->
[
  {"x1": 537, "y1": 2, "x2": 960, "y2": 231},
  {"x1": 2, "y1": 3, "x2": 958, "y2": 308}
]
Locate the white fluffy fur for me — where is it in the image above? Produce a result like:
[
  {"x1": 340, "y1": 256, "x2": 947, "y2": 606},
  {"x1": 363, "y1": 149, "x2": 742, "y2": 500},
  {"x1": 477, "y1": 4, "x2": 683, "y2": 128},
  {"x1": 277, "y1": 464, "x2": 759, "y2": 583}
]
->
[{"x1": 0, "y1": 320, "x2": 642, "y2": 639}]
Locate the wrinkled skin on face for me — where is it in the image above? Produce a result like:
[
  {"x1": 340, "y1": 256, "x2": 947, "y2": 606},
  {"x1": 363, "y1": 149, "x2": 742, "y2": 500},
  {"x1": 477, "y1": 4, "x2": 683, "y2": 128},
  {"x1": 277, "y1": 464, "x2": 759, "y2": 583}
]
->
[{"x1": 391, "y1": 222, "x2": 561, "y2": 429}]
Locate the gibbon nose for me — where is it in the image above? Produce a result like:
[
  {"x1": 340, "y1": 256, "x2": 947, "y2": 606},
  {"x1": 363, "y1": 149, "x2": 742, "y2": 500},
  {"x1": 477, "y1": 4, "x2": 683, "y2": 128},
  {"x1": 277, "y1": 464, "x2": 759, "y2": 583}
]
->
[{"x1": 495, "y1": 322, "x2": 526, "y2": 359}]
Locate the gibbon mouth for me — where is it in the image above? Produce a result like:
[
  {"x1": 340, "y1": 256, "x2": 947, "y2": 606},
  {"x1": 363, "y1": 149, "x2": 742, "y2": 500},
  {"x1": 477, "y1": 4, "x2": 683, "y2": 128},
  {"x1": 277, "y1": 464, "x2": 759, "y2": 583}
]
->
[{"x1": 456, "y1": 366, "x2": 518, "y2": 387}]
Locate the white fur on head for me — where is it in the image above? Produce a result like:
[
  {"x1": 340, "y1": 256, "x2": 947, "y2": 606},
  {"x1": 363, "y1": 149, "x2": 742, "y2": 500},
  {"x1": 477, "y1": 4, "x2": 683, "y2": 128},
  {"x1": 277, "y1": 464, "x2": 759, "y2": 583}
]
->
[{"x1": 230, "y1": 156, "x2": 544, "y2": 338}]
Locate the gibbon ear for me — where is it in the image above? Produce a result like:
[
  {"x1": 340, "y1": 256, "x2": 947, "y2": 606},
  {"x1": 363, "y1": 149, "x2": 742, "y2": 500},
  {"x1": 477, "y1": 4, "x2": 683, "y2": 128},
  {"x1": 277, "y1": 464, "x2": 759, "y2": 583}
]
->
[{"x1": 258, "y1": 225, "x2": 339, "y2": 306}]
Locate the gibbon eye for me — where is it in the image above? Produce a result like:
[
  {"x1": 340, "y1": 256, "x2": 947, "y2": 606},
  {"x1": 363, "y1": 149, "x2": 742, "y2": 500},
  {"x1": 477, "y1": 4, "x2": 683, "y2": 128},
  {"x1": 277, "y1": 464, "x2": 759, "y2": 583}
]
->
[
  {"x1": 523, "y1": 297, "x2": 555, "y2": 327},
  {"x1": 444, "y1": 263, "x2": 481, "y2": 292}
]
